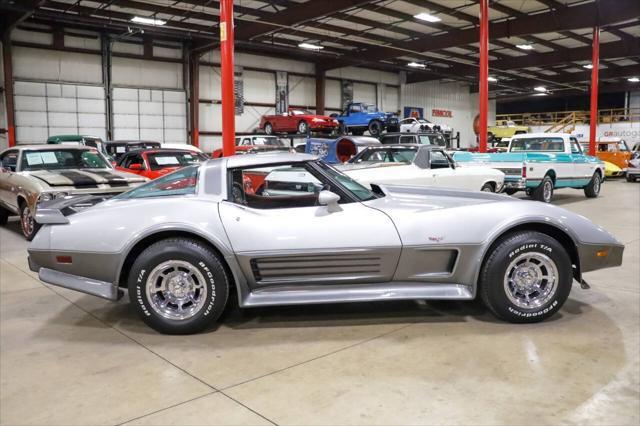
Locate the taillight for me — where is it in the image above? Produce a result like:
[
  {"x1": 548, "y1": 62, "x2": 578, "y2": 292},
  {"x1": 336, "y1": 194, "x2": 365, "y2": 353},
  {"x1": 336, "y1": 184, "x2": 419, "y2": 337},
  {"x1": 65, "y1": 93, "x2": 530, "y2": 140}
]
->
[{"x1": 522, "y1": 165, "x2": 527, "y2": 178}]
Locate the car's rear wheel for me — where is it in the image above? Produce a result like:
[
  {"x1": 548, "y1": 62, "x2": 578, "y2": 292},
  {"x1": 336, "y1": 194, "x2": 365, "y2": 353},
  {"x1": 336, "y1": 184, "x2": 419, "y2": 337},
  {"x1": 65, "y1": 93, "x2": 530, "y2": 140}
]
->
[
  {"x1": 504, "y1": 188, "x2": 518, "y2": 195},
  {"x1": 481, "y1": 182, "x2": 495, "y2": 192},
  {"x1": 584, "y1": 171, "x2": 602, "y2": 198},
  {"x1": 298, "y1": 121, "x2": 309, "y2": 135},
  {"x1": 480, "y1": 231, "x2": 572, "y2": 323},
  {"x1": 338, "y1": 122, "x2": 347, "y2": 135},
  {"x1": 627, "y1": 174, "x2": 637, "y2": 182},
  {"x1": 264, "y1": 122, "x2": 273, "y2": 135},
  {"x1": 532, "y1": 175, "x2": 554, "y2": 203},
  {"x1": 368, "y1": 120, "x2": 382, "y2": 137},
  {"x1": 0, "y1": 207, "x2": 8, "y2": 226},
  {"x1": 19, "y1": 202, "x2": 40, "y2": 241},
  {"x1": 128, "y1": 238, "x2": 229, "y2": 334}
]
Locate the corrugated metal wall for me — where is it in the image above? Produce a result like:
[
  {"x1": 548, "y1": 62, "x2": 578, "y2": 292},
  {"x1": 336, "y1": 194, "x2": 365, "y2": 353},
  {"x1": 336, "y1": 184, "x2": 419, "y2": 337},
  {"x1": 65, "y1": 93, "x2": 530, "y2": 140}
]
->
[
  {"x1": 401, "y1": 80, "x2": 496, "y2": 147},
  {"x1": 0, "y1": 42, "x2": 7, "y2": 150}
]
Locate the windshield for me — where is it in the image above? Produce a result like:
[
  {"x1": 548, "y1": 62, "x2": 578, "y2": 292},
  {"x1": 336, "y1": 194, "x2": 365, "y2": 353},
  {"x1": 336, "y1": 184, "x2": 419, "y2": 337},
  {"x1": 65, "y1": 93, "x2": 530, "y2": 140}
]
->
[
  {"x1": 510, "y1": 137, "x2": 564, "y2": 152},
  {"x1": 364, "y1": 104, "x2": 378, "y2": 113},
  {"x1": 316, "y1": 161, "x2": 377, "y2": 201},
  {"x1": 107, "y1": 142, "x2": 161, "y2": 156},
  {"x1": 290, "y1": 109, "x2": 312, "y2": 116},
  {"x1": 116, "y1": 166, "x2": 198, "y2": 199},
  {"x1": 21, "y1": 149, "x2": 111, "y2": 171},
  {"x1": 146, "y1": 151, "x2": 207, "y2": 171},
  {"x1": 253, "y1": 137, "x2": 284, "y2": 146},
  {"x1": 618, "y1": 140, "x2": 630, "y2": 151},
  {"x1": 419, "y1": 134, "x2": 447, "y2": 146},
  {"x1": 356, "y1": 148, "x2": 417, "y2": 163}
]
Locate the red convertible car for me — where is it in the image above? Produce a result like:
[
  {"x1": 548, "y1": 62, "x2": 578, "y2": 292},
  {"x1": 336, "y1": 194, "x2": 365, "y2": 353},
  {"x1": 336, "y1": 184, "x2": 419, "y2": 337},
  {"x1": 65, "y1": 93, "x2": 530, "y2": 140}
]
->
[
  {"x1": 115, "y1": 148, "x2": 208, "y2": 180},
  {"x1": 260, "y1": 108, "x2": 339, "y2": 135}
]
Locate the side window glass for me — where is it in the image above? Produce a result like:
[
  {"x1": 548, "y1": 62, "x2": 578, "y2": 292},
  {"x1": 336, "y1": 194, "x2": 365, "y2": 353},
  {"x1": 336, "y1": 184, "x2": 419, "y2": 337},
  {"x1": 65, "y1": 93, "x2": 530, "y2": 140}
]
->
[
  {"x1": 350, "y1": 104, "x2": 361, "y2": 113},
  {"x1": 570, "y1": 139, "x2": 582, "y2": 154},
  {"x1": 1, "y1": 152, "x2": 18, "y2": 171},
  {"x1": 430, "y1": 151, "x2": 450, "y2": 169},
  {"x1": 117, "y1": 166, "x2": 198, "y2": 199},
  {"x1": 400, "y1": 136, "x2": 414, "y2": 144},
  {"x1": 230, "y1": 164, "x2": 324, "y2": 209}
]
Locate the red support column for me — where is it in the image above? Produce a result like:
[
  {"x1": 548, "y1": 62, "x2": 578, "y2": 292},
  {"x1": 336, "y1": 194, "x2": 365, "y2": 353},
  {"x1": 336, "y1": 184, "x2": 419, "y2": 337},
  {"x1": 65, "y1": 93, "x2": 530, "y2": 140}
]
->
[
  {"x1": 220, "y1": 0, "x2": 236, "y2": 156},
  {"x1": 478, "y1": 0, "x2": 489, "y2": 153},
  {"x1": 2, "y1": 33, "x2": 16, "y2": 147},
  {"x1": 589, "y1": 26, "x2": 600, "y2": 156}
]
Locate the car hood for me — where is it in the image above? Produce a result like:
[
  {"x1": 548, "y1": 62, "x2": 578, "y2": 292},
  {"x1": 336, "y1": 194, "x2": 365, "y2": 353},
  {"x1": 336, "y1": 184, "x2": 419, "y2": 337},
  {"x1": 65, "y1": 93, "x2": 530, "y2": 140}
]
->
[{"x1": 27, "y1": 168, "x2": 147, "y2": 187}]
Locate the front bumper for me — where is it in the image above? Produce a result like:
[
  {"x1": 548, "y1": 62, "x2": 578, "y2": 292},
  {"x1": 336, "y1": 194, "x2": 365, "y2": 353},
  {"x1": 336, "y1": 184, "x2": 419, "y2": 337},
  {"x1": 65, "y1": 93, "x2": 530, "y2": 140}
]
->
[
  {"x1": 309, "y1": 122, "x2": 339, "y2": 131},
  {"x1": 578, "y1": 243, "x2": 625, "y2": 274},
  {"x1": 28, "y1": 255, "x2": 123, "y2": 301}
]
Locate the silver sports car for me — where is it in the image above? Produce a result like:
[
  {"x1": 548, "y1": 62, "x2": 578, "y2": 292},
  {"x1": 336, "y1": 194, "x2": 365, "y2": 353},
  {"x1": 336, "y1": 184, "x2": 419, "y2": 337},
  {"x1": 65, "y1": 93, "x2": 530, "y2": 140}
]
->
[{"x1": 28, "y1": 153, "x2": 624, "y2": 334}]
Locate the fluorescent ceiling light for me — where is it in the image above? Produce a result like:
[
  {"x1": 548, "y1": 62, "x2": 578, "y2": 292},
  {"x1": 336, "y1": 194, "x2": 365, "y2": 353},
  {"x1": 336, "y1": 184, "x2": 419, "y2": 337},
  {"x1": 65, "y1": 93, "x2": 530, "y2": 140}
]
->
[
  {"x1": 298, "y1": 42, "x2": 323, "y2": 50},
  {"x1": 408, "y1": 62, "x2": 426, "y2": 69},
  {"x1": 516, "y1": 44, "x2": 534, "y2": 50},
  {"x1": 414, "y1": 12, "x2": 441, "y2": 23},
  {"x1": 131, "y1": 16, "x2": 166, "y2": 26},
  {"x1": 534, "y1": 86, "x2": 547, "y2": 93},
  {"x1": 488, "y1": 76, "x2": 498, "y2": 82},
  {"x1": 628, "y1": 77, "x2": 640, "y2": 82},
  {"x1": 583, "y1": 64, "x2": 593, "y2": 69}
]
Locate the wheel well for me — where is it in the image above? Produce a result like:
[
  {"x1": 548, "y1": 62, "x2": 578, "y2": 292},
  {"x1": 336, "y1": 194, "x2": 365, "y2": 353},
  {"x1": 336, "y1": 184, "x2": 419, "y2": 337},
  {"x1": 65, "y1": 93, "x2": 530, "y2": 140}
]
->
[
  {"x1": 117, "y1": 231, "x2": 235, "y2": 289},
  {"x1": 17, "y1": 196, "x2": 27, "y2": 209},
  {"x1": 482, "y1": 222, "x2": 581, "y2": 282},
  {"x1": 482, "y1": 181, "x2": 496, "y2": 191},
  {"x1": 545, "y1": 170, "x2": 556, "y2": 183}
]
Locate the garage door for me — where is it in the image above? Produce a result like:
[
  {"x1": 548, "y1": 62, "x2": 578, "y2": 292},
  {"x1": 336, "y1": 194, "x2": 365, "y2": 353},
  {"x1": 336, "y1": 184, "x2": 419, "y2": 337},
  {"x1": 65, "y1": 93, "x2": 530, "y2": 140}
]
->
[
  {"x1": 14, "y1": 81, "x2": 106, "y2": 144},
  {"x1": 112, "y1": 87, "x2": 186, "y2": 143}
]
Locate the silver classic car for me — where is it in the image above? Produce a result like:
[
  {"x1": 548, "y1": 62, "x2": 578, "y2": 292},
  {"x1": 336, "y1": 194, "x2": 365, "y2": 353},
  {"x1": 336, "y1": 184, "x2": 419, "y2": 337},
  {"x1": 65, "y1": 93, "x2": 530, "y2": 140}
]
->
[
  {"x1": 28, "y1": 153, "x2": 623, "y2": 334},
  {"x1": 0, "y1": 145, "x2": 147, "y2": 240}
]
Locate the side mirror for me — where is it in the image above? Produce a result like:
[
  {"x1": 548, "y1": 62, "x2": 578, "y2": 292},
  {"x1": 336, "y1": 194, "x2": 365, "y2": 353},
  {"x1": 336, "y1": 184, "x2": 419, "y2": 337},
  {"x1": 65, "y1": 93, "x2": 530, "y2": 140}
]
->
[
  {"x1": 129, "y1": 163, "x2": 145, "y2": 171},
  {"x1": 318, "y1": 190, "x2": 342, "y2": 213}
]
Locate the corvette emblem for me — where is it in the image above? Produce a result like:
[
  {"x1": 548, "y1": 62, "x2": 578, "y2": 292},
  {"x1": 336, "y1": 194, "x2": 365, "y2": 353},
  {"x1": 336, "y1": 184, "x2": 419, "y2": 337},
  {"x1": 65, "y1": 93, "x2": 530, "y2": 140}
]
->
[{"x1": 428, "y1": 236, "x2": 444, "y2": 242}]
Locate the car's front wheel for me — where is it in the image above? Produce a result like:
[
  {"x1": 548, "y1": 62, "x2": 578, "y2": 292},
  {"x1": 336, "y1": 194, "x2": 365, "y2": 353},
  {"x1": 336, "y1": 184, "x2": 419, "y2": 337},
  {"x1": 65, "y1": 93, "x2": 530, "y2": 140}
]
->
[
  {"x1": 584, "y1": 171, "x2": 602, "y2": 198},
  {"x1": 264, "y1": 122, "x2": 273, "y2": 135},
  {"x1": 19, "y1": 202, "x2": 40, "y2": 241},
  {"x1": 368, "y1": 120, "x2": 382, "y2": 137},
  {"x1": 480, "y1": 231, "x2": 572, "y2": 323},
  {"x1": 128, "y1": 238, "x2": 229, "y2": 334},
  {"x1": 298, "y1": 121, "x2": 309, "y2": 135},
  {"x1": 481, "y1": 182, "x2": 495, "y2": 192}
]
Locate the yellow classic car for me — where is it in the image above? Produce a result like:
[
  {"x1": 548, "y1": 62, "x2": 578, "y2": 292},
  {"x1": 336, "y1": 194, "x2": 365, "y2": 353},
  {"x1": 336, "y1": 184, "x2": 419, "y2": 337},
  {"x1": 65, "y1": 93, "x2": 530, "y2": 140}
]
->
[
  {"x1": 603, "y1": 161, "x2": 624, "y2": 178},
  {"x1": 488, "y1": 120, "x2": 530, "y2": 142}
]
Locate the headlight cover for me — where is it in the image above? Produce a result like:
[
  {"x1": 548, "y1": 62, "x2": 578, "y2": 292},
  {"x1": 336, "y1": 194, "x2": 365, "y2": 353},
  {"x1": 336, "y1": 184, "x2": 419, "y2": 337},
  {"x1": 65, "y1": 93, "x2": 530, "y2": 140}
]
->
[{"x1": 39, "y1": 191, "x2": 69, "y2": 202}]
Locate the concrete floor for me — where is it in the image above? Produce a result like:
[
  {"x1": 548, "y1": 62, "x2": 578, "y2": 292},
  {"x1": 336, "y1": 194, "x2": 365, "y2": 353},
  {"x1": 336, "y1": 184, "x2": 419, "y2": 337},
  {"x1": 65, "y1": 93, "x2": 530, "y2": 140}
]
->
[{"x1": 1, "y1": 180, "x2": 638, "y2": 426}]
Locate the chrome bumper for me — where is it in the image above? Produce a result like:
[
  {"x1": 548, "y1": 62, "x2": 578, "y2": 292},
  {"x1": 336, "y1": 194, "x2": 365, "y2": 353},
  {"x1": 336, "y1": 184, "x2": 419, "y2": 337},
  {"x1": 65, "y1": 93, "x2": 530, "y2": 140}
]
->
[
  {"x1": 503, "y1": 178, "x2": 526, "y2": 189},
  {"x1": 31, "y1": 257, "x2": 123, "y2": 301}
]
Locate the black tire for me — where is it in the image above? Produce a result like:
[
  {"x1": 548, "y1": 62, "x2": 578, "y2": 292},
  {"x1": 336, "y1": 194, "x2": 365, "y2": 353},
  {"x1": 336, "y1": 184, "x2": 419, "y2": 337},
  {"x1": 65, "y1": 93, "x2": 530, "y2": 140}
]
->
[
  {"x1": 352, "y1": 129, "x2": 364, "y2": 136},
  {"x1": 584, "y1": 172, "x2": 602, "y2": 198},
  {"x1": 480, "y1": 231, "x2": 572, "y2": 323},
  {"x1": 627, "y1": 174, "x2": 637, "y2": 183},
  {"x1": 481, "y1": 182, "x2": 495, "y2": 192},
  {"x1": 504, "y1": 188, "x2": 518, "y2": 196},
  {"x1": 338, "y1": 122, "x2": 347, "y2": 135},
  {"x1": 128, "y1": 238, "x2": 229, "y2": 335},
  {"x1": 368, "y1": 120, "x2": 382, "y2": 137},
  {"x1": 19, "y1": 201, "x2": 40, "y2": 241},
  {"x1": 532, "y1": 175, "x2": 554, "y2": 203},
  {"x1": 297, "y1": 121, "x2": 309, "y2": 135},
  {"x1": 0, "y1": 207, "x2": 8, "y2": 226},
  {"x1": 264, "y1": 122, "x2": 273, "y2": 135}
]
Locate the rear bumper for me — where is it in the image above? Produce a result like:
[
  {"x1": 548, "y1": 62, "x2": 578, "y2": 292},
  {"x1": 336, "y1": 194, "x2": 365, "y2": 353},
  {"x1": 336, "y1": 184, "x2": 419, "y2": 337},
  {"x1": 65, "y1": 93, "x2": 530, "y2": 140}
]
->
[
  {"x1": 503, "y1": 178, "x2": 526, "y2": 189},
  {"x1": 29, "y1": 255, "x2": 123, "y2": 301}
]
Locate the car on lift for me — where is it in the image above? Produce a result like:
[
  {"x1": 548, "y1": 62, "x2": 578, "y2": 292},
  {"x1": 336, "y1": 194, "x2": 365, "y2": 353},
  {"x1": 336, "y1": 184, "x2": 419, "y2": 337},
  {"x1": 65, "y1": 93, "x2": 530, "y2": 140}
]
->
[
  {"x1": 212, "y1": 135, "x2": 292, "y2": 158},
  {"x1": 331, "y1": 102, "x2": 399, "y2": 137},
  {"x1": 340, "y1": 144, "x2": 504, "y2": 192},
  {"x1": 453, "y1": 133, "x2": 604, "y2": 203},
  {"x1": 260, "y1": 108, "x2": 339, "y2": 135},
  {"x1": 115, "y1": 148, "x2": 209, "y2": 180},
  {"x1": 28, "y1": 153, "x2": 623, "y2": 334},
  {"x1": 399, "y1": 117, "x2": 452, "y2": 135},
  {"x1": 0, "y1": 145, "x2": 146, "y2": 240},
  {"x1": 487, "y1": 120, "x2": 530, "y2": 142}
]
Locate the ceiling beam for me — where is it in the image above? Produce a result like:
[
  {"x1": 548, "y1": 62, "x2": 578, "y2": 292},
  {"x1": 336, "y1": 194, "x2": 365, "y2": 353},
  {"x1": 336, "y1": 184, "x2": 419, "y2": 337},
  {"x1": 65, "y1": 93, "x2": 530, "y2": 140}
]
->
[
  {"x1": 496, "y1": 80, "x2": 640, "y2": 101},
  {"x1": 356, "y1": 0, "x2": 640, "y2": 63}
]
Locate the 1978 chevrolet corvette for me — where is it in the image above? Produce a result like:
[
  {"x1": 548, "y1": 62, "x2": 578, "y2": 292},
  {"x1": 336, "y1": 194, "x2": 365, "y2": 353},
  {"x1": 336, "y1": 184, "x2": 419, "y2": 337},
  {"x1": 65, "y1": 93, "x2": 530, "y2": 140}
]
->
[{"x1": 29, "y1": 153, "x2": 624, "y2": 334}]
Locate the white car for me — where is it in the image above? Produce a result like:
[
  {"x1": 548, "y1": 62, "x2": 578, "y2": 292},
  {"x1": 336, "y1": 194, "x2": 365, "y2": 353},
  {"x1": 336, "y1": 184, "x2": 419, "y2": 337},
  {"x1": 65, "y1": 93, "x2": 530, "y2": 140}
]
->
[
  {"x1": 339, "y1": 144, "x2": 504, "y2": 192},
  {"x1": 399, "y1": 117, "x2": 452, "y2": 135},
  {"x1": 161, "y1": 143, "x2": 203, "y2": 154}
]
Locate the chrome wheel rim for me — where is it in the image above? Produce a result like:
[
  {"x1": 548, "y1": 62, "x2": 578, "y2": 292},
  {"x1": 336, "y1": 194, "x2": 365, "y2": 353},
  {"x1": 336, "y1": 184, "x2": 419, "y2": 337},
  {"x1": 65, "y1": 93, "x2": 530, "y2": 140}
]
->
[
  {"x1": 145, "y1": 260, "x2": 208, "y2": 321},
  {"x1": 265, "y1": 124, "x2": 272, "y2": 134},
  {"x1": 482, "y1": 185, "x2": 493, "y2": 192},
  {"x1": 298, "y1": 122, "x2": 307, "y2": 133},
  {"x1": 504, "y1": 252, "x2": 558, "y2": 310},
  {"x1": 593, "y1": 175, "x2": 601, "y2": 193},
  {"x1": 21, "y1": 206, "x2": 34, "y2": 236},
  {"x1": 543, "y1": 180, "x2": 553, "y2": 202}
]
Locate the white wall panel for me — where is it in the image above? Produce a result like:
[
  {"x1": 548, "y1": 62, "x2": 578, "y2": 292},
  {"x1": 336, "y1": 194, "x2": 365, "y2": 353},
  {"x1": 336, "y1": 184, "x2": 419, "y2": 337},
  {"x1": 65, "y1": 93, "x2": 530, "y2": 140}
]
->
[
  {"x1": 203, "y1": 50, "x2": 315, "y2": 74},
  {"x1": 384, "y1": 85, "x2": 399, "y2": 113},
  {"x1": 325, "y1": 80, "x2": 341, "y2": 110},
  {"x1": 11, "y1": 29, "x2": 52, "y2": 45},
  {"x1": 13, "y1": 47, "x2": 102, "y2": 84},
  {"x1": 64, "y1": 35, "x2": 100, "y2": 50},
  {"x1": 326, "y1": 67, "x2": 399, "y2": 85},
  {"x1": 112, "y1": 57, "x2": 183, "y2": 89},
  {"x1": 112, "y1": 87, "x2": 186, "y2": 143},
  {"x1": 353, "y1": 82, "x2": 376, "y2": 104},
  {"x1": 200, "y1": 66, "x2": 221, "y2": 100},
  {"x1": 14, "y1": 80, "x2": 106, "y2": 143},
  {"x1": 154, "y1": 46, "x2": 182, "y2": 59},
  {"x1": 0, "y1": 46, "x2": 6, "y2": 150},
  {"x1": 244, "y1": 70, "x2": 275, "y2": 103},
  {"x1": 289, "y1": 75, "x2": 315, "y2": 107}
]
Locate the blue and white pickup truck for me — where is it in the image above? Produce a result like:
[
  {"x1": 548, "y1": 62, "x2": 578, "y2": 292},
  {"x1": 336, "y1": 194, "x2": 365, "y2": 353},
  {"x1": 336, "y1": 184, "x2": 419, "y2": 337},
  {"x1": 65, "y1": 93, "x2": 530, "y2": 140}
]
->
[
  {"x1": 331, "y1": 102, "x2": 399, "y2": 137},
  {"x1": 453, "y1": 133, "x2": 604, "y2": 203}
]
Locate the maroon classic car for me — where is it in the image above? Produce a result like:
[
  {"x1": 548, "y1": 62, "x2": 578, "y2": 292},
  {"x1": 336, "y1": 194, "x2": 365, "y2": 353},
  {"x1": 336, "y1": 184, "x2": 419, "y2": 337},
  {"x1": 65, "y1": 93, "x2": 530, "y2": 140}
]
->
[{"x1": 260, "y1": 108, "x2": 339, "y2": 135}]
